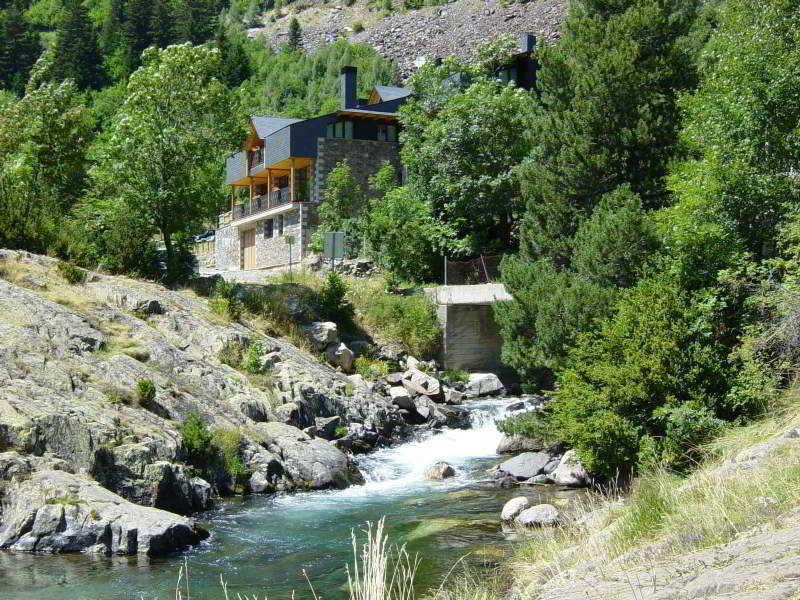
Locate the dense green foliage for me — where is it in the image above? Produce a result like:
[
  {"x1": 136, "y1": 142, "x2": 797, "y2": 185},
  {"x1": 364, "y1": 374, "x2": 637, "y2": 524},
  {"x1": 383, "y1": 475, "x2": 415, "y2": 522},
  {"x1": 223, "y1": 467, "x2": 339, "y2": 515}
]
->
[
  {"x1": 0, "y1": 0, "x2": 396, "y2": 281},
  {"x1": 498, "y1": 0, "x2": 800, "y2": 480}
]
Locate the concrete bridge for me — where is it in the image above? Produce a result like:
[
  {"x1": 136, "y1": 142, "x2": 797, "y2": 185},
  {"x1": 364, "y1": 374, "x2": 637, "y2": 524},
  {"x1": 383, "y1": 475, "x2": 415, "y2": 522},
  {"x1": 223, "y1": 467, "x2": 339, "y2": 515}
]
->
[{"x1": 424, "y1": 284, "x2": 512, "y2": 374}]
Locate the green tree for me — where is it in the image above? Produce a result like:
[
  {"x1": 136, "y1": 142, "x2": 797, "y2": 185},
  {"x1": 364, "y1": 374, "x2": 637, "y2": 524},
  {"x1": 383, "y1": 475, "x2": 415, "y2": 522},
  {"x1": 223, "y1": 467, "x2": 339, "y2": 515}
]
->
[
  {"x1": 519, "y1": 0, "x2": 699, "y2": 263},
  {"x1": 0, "y1": 81, "x2": 93, "y2": 253},
  {"x1": 399, "y1": 78, "x2": 535, "y2": 256},
  {"x1": 286, "y1": 16, "x2": 301, "y2": 51},
  {"x1": 0, "y1": 2, "x2": 40, "y2": 94},
  {"x1": 215, "y1": 22, "x2": 250, "y2": 88},
  {"x1": 497, "y1": 0, "x2": 699, "y2": 386},
  {"x1": 313, "y1": 160, "x2": 363, "y2": 256},
  {"x1": 678, "y1": 0, "x2": 800, "y2": 261},
  {"x1": 87, "y1": 44, "x2": 241, "y2": 279},
  {"x1": 52, "y1": 0, "x2": 104, "y2": 89}
]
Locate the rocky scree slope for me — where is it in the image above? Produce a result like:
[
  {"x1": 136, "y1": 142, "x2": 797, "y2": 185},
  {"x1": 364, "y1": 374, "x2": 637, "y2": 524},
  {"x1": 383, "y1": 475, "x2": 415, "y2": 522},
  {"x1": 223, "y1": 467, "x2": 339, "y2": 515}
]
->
[
  {"x1": 251, "y1": 0, "x2": 566, "y2": 76},
  {"x1": 0, "y1": 250, "x2": 453, "y2": 556}
]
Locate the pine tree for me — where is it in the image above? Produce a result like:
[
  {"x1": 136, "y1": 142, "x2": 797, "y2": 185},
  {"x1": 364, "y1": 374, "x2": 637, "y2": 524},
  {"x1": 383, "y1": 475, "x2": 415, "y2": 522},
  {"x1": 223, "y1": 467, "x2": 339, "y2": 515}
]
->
[
  {"x1": 0, "y1": 2, "x2": 40, "y2": 94},
  {"x1": 496, "y1": 0, "x2": 700, "y2": 386},
  {"x1": 52, "y1": 0, "x2": 104, "y2": 90},
  {"x1": 149, "y1": 0, "x2": 176, "y2": 48},
  {"x1": 124, "y1": 0, "x2": 155, "y2": 66},
  {"x1": 287, "y1": 17, "x2": 301, "y2": 51},
  {"x1": 215, "y1": 24, "x2": 250, "y2": 88}
]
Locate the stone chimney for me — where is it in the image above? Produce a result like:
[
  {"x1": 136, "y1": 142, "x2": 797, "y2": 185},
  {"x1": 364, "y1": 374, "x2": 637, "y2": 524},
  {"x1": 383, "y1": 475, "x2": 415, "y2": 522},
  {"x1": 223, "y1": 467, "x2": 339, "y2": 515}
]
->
[
  {"x1": 340, "y1": 66, "x2": 357, "y2": 109},
  {"x1": 519, "y1": 32, "x2": 536, "y2": 54}
]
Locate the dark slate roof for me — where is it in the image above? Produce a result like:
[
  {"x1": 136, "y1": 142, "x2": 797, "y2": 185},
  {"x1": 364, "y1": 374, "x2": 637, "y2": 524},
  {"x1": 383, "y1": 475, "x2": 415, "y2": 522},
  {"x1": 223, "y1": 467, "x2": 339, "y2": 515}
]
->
[
  {"x1": 372, "y1": 85, "x2": 412, "y2": 102},
  {"x1": 250, "y1": 115, "x2": 303, "y2": 139}
]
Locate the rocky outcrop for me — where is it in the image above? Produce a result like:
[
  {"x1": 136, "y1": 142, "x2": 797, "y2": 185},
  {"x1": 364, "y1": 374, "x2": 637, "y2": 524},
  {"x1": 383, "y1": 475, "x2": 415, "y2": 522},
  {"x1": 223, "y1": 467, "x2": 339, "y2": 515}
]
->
[
  {"x1": 496, "y1": 433, "x2": 544, "y2": 454},
  {"x1": 0, "y1": 250, "x2": 406, "y2": 558},
  {"x1": 496, "y1": 451, "x2": 554, "y2": 480},
  {"x1": 0, "y1": 453, "x2": 207, "y2": 556}
]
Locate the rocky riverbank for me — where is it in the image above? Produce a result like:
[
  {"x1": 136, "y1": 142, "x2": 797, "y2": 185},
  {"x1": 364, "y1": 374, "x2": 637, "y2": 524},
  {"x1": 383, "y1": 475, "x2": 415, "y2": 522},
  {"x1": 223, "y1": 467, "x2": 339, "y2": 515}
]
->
[{"x1": 0, "y1": 250, "x2": 504, "y2": 557}]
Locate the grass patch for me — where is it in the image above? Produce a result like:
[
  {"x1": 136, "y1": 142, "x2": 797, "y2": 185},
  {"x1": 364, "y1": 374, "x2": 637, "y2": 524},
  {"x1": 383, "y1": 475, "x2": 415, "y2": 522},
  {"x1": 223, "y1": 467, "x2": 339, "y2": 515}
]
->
[
  {"x1": 348, "y1": 277, "x2": 441, "y2": 358},
  {"x1": 507, "y1": 397, "x2": 800, "y2": 597},
  {"x1": 94, "y1": 323, "x2": 149, "y2": 361},
  {"x1": 135, "y1": 378, "x2": 156, "y2": 404},
  {"x1": 440, "y1": 368, "x2": 469, "y2": 384},
  {"x1": 46, "y1": 493, "x2": 82, "y2": 506},
  {"x1": 354, "y1": 355, "x2": 389, "y2": 380}
]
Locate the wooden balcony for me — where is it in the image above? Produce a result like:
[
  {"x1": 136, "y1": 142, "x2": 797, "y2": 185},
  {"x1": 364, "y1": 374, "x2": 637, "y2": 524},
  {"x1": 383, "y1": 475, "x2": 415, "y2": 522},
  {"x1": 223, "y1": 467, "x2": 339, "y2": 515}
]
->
[{"x1": 231, "y1": 187, "x2": 292, "y2": 222}]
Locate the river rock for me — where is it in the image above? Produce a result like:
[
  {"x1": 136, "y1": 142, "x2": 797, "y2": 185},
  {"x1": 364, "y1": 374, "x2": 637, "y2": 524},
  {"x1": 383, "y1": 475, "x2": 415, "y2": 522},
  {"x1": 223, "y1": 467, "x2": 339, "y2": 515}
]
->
[
  {"x1": 425, "y1": 462, "x2": 456, "y2": 480},
  {"x1": 315, "y1": 415, "x2": 341, "y2": 440},
  {"x1": 303, "y1": 321, "x2": 338, "y2": 350},
  {"x1": 0, "y1": 460, "x2": 208, "y2": 555},
  {"x1": 325, "y1": 342, "x2": 354, "y2": 372},
  {"x1": 516, "y1": 503, "x2": 560, "y2": 527},
  {"x1": 389, "y1": 385, "x2": 415, "y2": 410},
  {"x1": 497, "y1": 451, "x2": 552, "y2": 480},
  {"x1": 443, "y1": 388, "x2": 464, "y2": 405},
  {"x1": 402, "y1": 368, "x2": 442, "y2": 400},
  {"x1": 501, "y1": 496, "x2": 530, "y2": 521},
  {"x1": 551, "y1": 449, "x2": 589, "y2": 487},
  {"x1": 465, "y1": 373, "x2": 505, "y2": 398},
  {"x1": 496, "y1": 433, "x2": 544, "y2": 454},
  {"x1": 256, "y1": 422, "x2": 364, "y2": 489}
]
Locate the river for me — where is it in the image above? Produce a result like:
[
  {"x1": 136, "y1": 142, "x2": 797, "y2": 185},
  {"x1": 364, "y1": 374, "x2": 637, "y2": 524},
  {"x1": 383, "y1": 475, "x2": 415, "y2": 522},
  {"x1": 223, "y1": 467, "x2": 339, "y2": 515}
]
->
[{"x1": 0, "y1": 398, "x2": 576, "y2": 600}]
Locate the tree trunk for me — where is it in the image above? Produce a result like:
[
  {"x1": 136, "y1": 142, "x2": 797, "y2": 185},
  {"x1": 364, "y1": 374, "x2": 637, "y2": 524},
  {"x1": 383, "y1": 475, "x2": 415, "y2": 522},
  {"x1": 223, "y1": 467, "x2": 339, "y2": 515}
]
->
[{"x1": 162, "y1": 228, "x2": 175, "y2": 282}]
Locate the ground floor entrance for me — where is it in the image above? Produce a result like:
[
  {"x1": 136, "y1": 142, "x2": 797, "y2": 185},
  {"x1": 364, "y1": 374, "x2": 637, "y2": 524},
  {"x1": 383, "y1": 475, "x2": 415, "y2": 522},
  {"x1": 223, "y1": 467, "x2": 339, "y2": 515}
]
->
[{"x1": 240, "y1": 227, "x2": 256, "y2": 269}]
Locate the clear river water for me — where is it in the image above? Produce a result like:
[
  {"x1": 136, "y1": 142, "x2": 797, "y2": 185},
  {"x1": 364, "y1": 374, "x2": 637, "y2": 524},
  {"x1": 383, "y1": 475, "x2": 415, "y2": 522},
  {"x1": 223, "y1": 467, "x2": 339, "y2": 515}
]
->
[{"x1": 0, "y1": 398, "x2": 576, "y2": 600}]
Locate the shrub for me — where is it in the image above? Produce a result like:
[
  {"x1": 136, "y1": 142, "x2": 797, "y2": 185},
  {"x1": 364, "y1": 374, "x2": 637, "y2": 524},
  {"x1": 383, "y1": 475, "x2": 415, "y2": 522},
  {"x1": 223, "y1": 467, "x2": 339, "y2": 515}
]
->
[
  {"x1": 218, "y1": 341, "x2": 245, "y2": 368},
  {"x1": 440, "y1": 368, "x2": 468, "y2": 384},
  {"x1": 333, "y1": 425, "x2": 348, "y2": 439},
  {"x1": 350, "y1": 282, "x2": 441, "y2": 358},
  {"x1": 319, "y1": 271, "x2": 351, "y2": 321},
  {"x1": 354, "y1": 356, "x2": 389, "y2": 380},
  {"x1": 56, "y1": 260, "x2": 87, "y2": 284},
  {"x1": 212, "y1": 428, "x2": 251, "y2": 492},
  {"x1": 209, "y1": 295, "x2": 241, "y2": 322},
  {"x1": 135, "y1": 378, "x2": 156, "y2": 404},
  {"x1": 496, "y1": 410, "x2": 555, "y2": 445},
  {"x1": 178, "y1": 411, "x2": 215, "y2": 467},
  {"x1": 351, "y1": 20, "x2": 364, "y2": 33},
  {"x1": 241, "y1": 341, "x2": 264, "y2": 374}
]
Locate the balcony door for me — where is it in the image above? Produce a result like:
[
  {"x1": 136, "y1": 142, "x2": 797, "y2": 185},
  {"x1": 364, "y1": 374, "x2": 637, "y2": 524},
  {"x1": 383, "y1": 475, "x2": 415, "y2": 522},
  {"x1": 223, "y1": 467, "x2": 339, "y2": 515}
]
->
[{"x1": 241, "y1": 228, "x2": 257, "y2": 269}]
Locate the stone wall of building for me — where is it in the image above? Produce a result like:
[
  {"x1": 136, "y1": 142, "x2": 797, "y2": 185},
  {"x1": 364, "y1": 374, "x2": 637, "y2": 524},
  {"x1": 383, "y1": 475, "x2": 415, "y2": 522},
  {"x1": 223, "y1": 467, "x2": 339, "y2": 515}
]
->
[
  {"x1": 252, "y1": 207, "x2": 304, "y2": 270},
  {"x1": 314, "y1": 138, "x2": 402, "y2": 203},
  {"x1": 215, "y1": 224, "x2": 240, "y2": 271}
]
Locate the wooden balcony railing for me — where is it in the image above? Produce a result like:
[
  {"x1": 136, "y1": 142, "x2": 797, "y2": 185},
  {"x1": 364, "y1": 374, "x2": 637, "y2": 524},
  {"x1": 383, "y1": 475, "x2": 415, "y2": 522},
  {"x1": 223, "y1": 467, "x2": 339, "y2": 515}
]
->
[{"x1": 231, "y1": 187, "x2": 293, "y2": 221}]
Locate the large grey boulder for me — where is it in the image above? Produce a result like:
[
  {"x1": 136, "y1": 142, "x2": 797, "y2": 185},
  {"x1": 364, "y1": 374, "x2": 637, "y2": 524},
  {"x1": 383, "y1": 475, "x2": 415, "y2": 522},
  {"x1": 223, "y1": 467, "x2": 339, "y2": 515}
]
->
[
  {"x1": 501, "y1": 496, "x2": 530, "y2": 521},
  {"x1": 389, "y1": 386, "x2": 415, "y2": 410},
  {"x1": 256, "y1": 421, "x2": 363, "y2": 489},
  {"x1": 465, "y1": 373, "x2": 505, "y2": 398},
  {"x1": 303, "y1": 321, "x2": 339, "y2": 351},
  {"x1": 497, "y1": 451, "x2": 552, "y2": 480},
  {"x1": 551, "y1": 449, "x2": 589, "y2": 487},
  {"x1": 325, "y1": 342, "x2": 354, "y2": 372},
  {"x1": 402, "y1": 368, "x2": 442, "y2": 400},
  {"x1": 424, "y1": 462, "x2": 456, "y2": 480},
  {"x1": 496, "y1": 433, "x2": 544, "y2": 454},
  {"x1": 516, "y1": 503, "x2": 560, "y2": 527},
  {"x1": 0, "y1": 459, "x2": 208, "y2": 555}
]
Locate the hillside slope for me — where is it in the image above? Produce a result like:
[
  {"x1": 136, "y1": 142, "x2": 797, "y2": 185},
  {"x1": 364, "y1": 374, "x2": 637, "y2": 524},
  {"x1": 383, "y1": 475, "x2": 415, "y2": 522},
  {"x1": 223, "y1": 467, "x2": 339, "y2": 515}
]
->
[
  {"x1": 0, "y1": 250, "x2": 403, "y2": 555},
  {"x1": 250, "y1": 0, "x2": 566, "y2": 75},
  {"x1": 504, "y1": 408, "x2": 800, "y2": 599}
]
